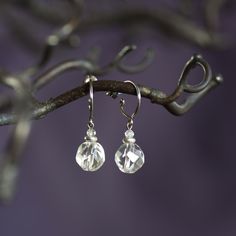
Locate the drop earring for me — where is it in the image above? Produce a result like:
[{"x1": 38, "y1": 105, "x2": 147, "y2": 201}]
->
[
  {"x1": 75, "y1": 75, "x2": 105, "y2": 171},
  {"x1": 115, "y1": 80, "x2": 145, "y2": 174}
]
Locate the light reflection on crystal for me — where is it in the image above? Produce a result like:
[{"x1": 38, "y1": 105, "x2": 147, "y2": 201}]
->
[
  {"x1": 76, "y1": 141, "x2": 105, "y2": 171},
  {"x1": 115, "y1": 143, "x2": 144, "y2": 174}
]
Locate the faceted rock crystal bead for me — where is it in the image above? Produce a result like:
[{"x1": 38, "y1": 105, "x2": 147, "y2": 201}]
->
[
  {"x1": 115, "y1": 130, "x2": 144, "y2": 174},
  {"x1": 76, "y1": 128, "x2": 105, "y2": 171}
]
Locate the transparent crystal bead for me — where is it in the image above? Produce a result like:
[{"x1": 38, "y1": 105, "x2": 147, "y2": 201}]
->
[
  {"x1": 76, "y1": 128, "x2": 105, "y2": 171},
  {"x1": 115, "y1": 142, "x2": 144, "y2": 174}
]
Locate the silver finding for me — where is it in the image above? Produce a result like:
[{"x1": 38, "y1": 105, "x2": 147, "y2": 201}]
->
[
  {"x1": 84, "y1": 75, "x2": 97, "y2": 128},
  {"x1": 115, "y1": 81, "x2": 144, "y2": 174},
  {"x1": 119, "y1": 80, "x2": 141, "y2": 130},
  {"x1": 75, "y1": 75, "x2": 105, "y2": 172}
]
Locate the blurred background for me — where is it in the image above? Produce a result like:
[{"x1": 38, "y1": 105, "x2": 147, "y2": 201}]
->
[{"x1": 0, "y1": 0, "x2": 236, "y2": 235}]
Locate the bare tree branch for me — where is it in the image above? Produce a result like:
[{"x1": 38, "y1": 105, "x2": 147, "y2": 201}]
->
[
  {"x1": 0, "y1": 54, "x2": 223, "y2": 126},
  {"x1": 0, "y1": 74, "x2": 32, "y2": 203},
  {"x1": 205, "y1": 0, "x2": 228, "y2": 32},
  {"x1": 32, "y1": 45, "x2": 154, "y2": 91},
  {"x1": 77, "y1": 8, "x2": 224, "y2": 48},
  {"x1": 2, "y1": 1, "x2": 227, "y2": 49}
]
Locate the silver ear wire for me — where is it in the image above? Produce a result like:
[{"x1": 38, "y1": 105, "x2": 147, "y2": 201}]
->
[
  {"x1": 119, "y1": 80, "x2": 141, "y2": 130},
  {"x1": 114, "y1": 80, "x2": 144, "y2": 174},
  {"x1": 84, "y1": 75, "x2": 97, "y2": 128},
  {"x1": 75, "y1": 75, "x2": 105, "y2": 172}
]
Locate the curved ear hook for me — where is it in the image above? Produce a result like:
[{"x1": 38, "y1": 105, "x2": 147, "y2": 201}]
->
[
  {"x1": 119, "y1": 80, "x2": 141, "y2": 129},
  {"x1": 84, "y1": 75, "x2": 97, "y2": 128}
]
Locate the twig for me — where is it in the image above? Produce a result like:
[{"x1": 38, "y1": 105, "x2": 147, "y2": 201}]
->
[
  {"x1": 0, "y1": 73, "x2": 32, "y2": 203},
  {"x1": 32, "y1": 45, "x2": 155, "y2": 91},
  {"x1": 0, "y1": 54, "x2": 223, "y2": 126},
  {"x1": 78, "y1": 8, "x2": 224, "y2": 48},
  {"x1": 3, "y1": 2, "x2": 226, "y2": 48},
  {"x1": 205, "y1": 0, "x2": 228, "y2": 32}
]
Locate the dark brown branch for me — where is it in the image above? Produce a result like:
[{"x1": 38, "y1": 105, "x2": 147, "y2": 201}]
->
[
  {"x1": 0, "y1": 54, "x2": 223, "y2": 126},
  {"x1": 0, "y1": 75, "x2": 223, "y2": 126},
  {"x1": 43, "y1": 76, "x2": 222, "y2": 117}
]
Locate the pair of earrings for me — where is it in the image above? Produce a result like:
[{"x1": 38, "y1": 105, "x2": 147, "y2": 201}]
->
[{"x1": 75, "y1": 75, "x2": 144, "y2": 174}]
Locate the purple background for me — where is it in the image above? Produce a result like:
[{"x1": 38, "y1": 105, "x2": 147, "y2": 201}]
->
[{"x1": 0, "y1": 1, "x2": 236, "y2": 236}]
